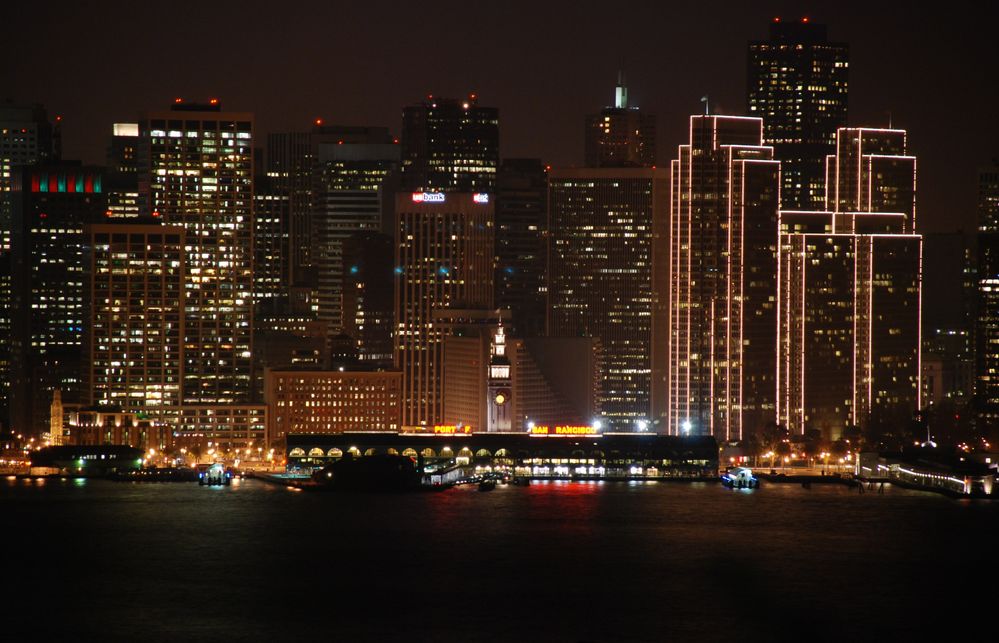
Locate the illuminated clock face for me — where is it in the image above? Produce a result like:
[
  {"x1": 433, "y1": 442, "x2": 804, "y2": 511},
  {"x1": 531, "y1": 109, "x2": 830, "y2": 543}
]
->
[{"x1": 494, "y1": 393, "x2": 506, "y2": 405}]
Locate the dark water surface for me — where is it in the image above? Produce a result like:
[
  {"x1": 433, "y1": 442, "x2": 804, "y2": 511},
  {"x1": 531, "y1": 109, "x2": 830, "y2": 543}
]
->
[{"x1": 2, "y1": 477, "x2": 995, "y2": 642}]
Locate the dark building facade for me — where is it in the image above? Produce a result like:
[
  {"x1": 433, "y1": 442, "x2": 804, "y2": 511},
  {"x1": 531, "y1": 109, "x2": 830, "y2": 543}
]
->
[
  {"x1": 748, "y1": 18, "x2": 848, "y2": 211},
  {"x1": 311, "y1": 135, "x2": 399, "y2": 331},
  {"x1": 341, "y1": 231, "x2": 395, "y2": 365},
  {"x1": 401, "y1": 94, "x2": 498, "y2": 193},
  {"x1": 495, "y1": 159, "x2": 547, "y2": 337}
]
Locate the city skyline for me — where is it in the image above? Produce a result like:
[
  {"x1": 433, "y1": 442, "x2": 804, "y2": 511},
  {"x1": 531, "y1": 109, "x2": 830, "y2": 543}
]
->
[{"x1": 4, "y1": 2, "x2": 997, "y2": 234}]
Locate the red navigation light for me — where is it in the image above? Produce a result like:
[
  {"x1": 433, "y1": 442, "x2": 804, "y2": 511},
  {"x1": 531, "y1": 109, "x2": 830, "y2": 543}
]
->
[
  {"x1": 338, "y1": 140, "x2": 344, "y2": 145},
  {"x1": 774, "y1": 16, "x2": 781, "y2": 22},
  {"x1": 174, "y1": 97, "x2": 183, "y2": 104},
  {"x1": 209, "y1": 98, "x2": 218, "y2": 105},
  {"x1": 802, "y1": 16, "x2": 810, "y2": 23},
  {"x1": 152, "y1": 210, "x2": 161, "y2": 218},
  {"x1": 55, "y1": 115, "x2": 62, "y2": 122},
  {"x1": 315, "y1": 118, "x2": 323, "y2": 126},
  {"x1": 393, "y1": 138, "x2": 399, "y2": 144}
]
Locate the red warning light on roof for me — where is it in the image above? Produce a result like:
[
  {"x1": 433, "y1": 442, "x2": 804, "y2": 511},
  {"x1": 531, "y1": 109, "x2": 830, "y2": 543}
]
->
[
  {"x1": 315, "y1": 118, "x2": 323, "y2": 126},
  {"x1": 802, "y1": 16, "x2": 810, "y2": 23},
  {"x1": 209, "y1": 98, "x2": 219, "y2": 105},
  {"x1": 174, "y1": 97, "x2": 183, "y2": 103}
]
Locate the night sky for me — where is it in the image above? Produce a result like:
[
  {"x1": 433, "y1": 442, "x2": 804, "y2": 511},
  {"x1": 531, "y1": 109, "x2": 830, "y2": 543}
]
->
[{"x1": 6, "y1": 0, "x2": 998, "y2": 233}]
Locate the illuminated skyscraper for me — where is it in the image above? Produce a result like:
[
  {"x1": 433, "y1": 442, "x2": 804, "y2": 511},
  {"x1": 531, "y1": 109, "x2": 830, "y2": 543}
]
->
[
  {"x1": 1, "y1": 104, "x2": 59, "y2": 250},
  {"x1": 252, "y1": 172, "x2": 290, "y2": 308},
  {"x1": 748, "y1": 18, "x2": 848, "y2": 210},
  {"x1": 0, "y1": 104, "x2": 59, "y2": 427},
  {"x1": 105, "y1": 123, "x2": 140, "y2": 220},
  {"x1": 139, "y1": 100, "x2": 254, "y2": 405},
  {"x1": 9, "y1": 163, "x2": 105, "y2": 435},
  {"x1": 668, "y1": 116, "x2": 781, "y2": 441},
  {"x1": 548, "y1": 167, "x2": 669, "y2": 431},
  {"x1": 976, "y1": 163, "x2": 999, "y2": 426},
  {"x1": 83, "y1": 223, "x2": 185, "y2": 410},
  {"x1": 401, "y1": 94, "x2": 498, "y2": 193},
  {"x1": 584, "y1": 73, "x2": 656, "y2": 168},
  {"x1": 778, "y1": 127, "x2": 921, "y2": 438},
  {"x1": 394, "y1": 192, "x2": 494, "y2": 428}
]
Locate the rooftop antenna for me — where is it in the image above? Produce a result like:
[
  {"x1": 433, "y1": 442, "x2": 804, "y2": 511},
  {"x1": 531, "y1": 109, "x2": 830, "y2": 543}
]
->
[
  {"x1": 615, "y1": 70, "x2": 628, "y2": 109},
  {"x1": 701, "y1": 95, "x2": 710, "y2": 115}
]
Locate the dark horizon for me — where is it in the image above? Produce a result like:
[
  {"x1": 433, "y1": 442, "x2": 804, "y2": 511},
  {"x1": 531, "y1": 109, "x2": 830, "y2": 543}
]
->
[{"x1": 5, "y1": 0, "x2": 998, "y2": 233}]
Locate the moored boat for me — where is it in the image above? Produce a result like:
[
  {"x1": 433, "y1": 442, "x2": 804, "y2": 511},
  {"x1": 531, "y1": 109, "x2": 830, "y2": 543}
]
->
[{"x1": 721, "y1": 466, "x2": 759, "y2": 489}]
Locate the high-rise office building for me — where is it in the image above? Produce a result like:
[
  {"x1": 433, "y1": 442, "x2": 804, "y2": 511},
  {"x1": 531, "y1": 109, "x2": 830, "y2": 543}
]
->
[
  {"x1": 138, "y1": 100, "x2": 254, "y2": 405},
  {"x1": 976, "y1": 163, "x2": 999, "y2": 427},
  {"x1": 266, "y1": 130, "x2": 313, "y2": 286},
  {"x1": 394, "y1": 192, "x2": 494, "y2": 428},
  {"x1": 10, "y1": 163, "x2": 106, "y2": 435},
  {"x1": 548, "y1": 167, "x2": 669, "y2": 432},
  {"x1": 342, "y1": 231, "x2": 394, "y2": 365},
  {"x1": 1, "y1": 103, "x2": 60, "y2": 250},
  {"x1": 778, "y1": 127, "x2": 921, "y2": 438},
  {"x1": 584, "y1": 74, "x2": 656, "y2": 168},
  {"x1": 668, "y1": 116, "x2": 781, "y2": 441},
  {"x1": 83, "y1": 223, "x2": 185, "y2": 411},
  {"x1": 266, "y1": 125, "x2": 398, "y2": 323},
  {"x1": 253, "y1": 172, "x2": 291, "y2": 308},
  {"x1": 494, "y1": 159, "x2": 547, "y2": 337},
  {"x1": 311, "y1": 135, "x2": 399, "y2": 330},
  {"x1": 0, "y1": 104, "x2": 60, "y2": 428},
  {"x1": 748, "y1": 18, "x2": 848, "y2": 211},
  {"x1": 401, "y1": 94, "x2": 498, "y2": 193},
  {"x1": 105, "y1": 123, "x2": 140, "y2": 220}
]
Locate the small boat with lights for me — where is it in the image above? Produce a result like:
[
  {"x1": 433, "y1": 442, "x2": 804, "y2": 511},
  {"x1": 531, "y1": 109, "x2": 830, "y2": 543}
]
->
[
  {"x1": 721, "y1": 466, "x2": 759, "y2": 489},
  {"x1": 198, "y1": 462, "x2": 233, "y2": 486}
]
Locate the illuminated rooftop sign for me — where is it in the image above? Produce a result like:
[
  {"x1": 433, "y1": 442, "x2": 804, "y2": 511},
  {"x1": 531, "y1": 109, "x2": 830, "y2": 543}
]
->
[
  {"x1": 412, "y1": 192, "x2": 446, "y2": 203},
  {"x1": 529, "y1": 425, "x2": 599, "y2": 436},
  {"x1": 472, "y1": 193, "x2": 490, "y2": 204},
  {"x1": 433, "y1": 424, "x2": 472, "y2": 435},
  {"x1": 31, "y1": 171, "x2": 102, "y2": 194}
]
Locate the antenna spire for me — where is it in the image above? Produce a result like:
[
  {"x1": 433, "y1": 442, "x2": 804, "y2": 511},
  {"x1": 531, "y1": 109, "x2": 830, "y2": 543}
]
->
[{"x1": 615, "y1": 71, "x2": 628, "y2": 109}]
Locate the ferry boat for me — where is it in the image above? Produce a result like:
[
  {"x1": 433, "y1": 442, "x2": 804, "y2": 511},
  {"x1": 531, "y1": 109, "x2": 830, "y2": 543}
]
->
[{"x1": 721, "y1": 466, "x2": 759, "y2": 489}]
